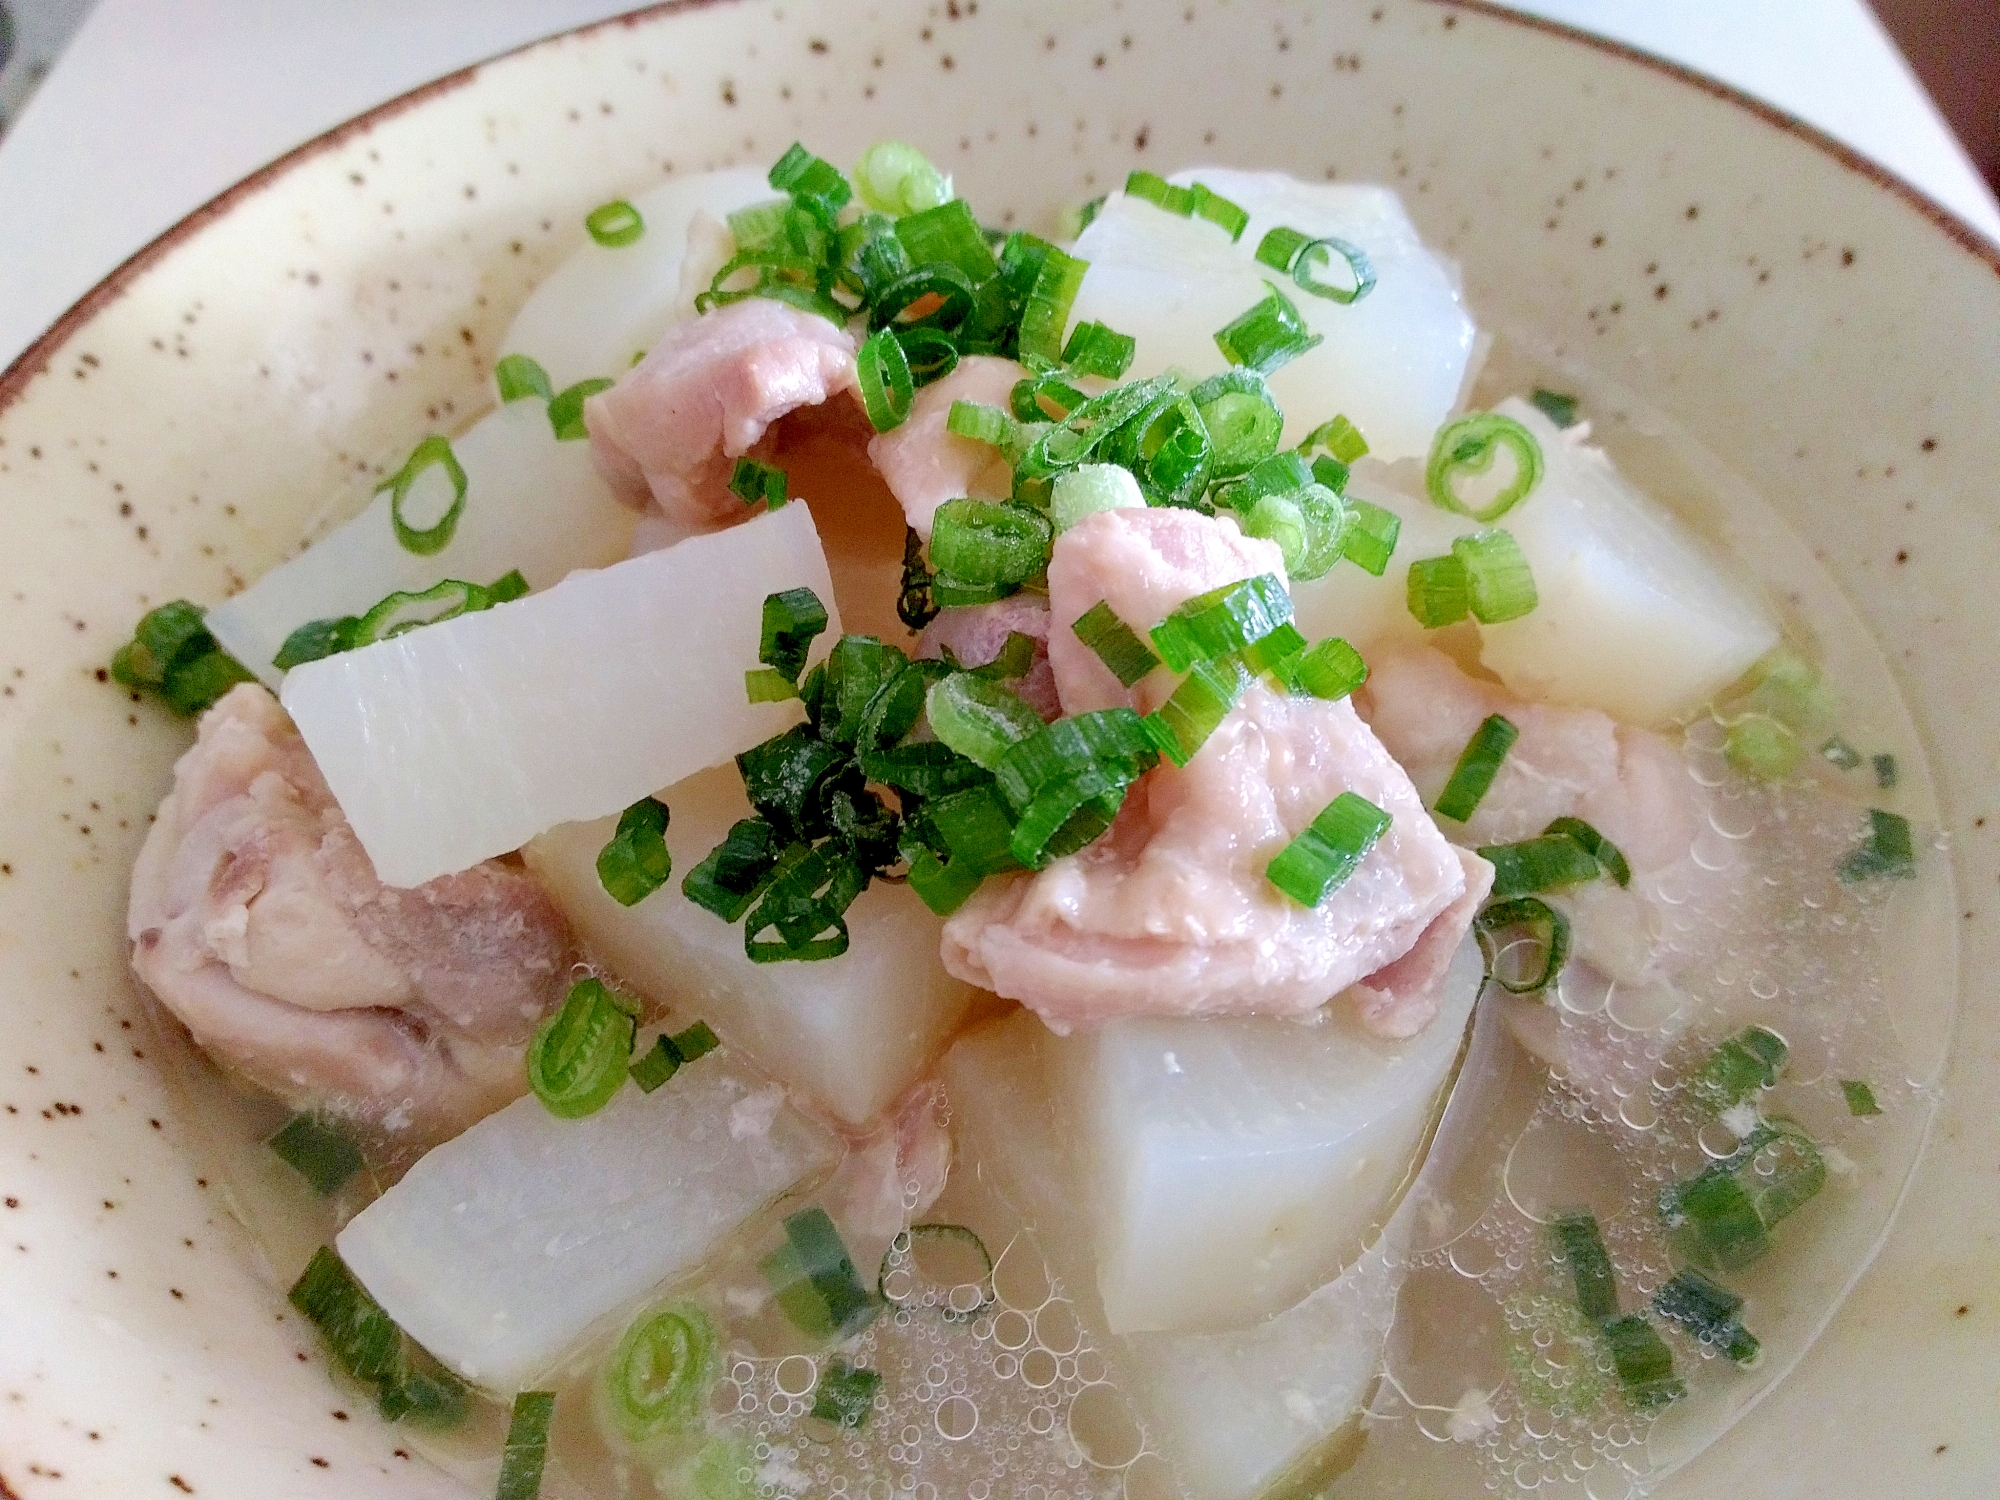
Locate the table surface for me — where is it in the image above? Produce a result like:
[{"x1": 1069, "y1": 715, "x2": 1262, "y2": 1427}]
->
[{"x1": 1, "y1": 0, "x2": 1996, "y2": 373}]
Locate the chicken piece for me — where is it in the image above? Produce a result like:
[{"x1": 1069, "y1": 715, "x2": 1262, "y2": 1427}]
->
[
  {"x1": 917, "y1": 594, "x2": 1060, "y2": 721},
  {"x1": 584, "y1": 297, "x2": 859, "y2": 531},
  {"x1": 128, "y1": 684, "x2": 577, "y2": 1141},
  {"x1": 1043, "y1": 505, "x2": 1287, "y2": 716},
  {"x1": 1354, "y1": 645, "x2": 1727, "y2": 984},
  {"x1": 820, "y1": 1084, "x2": 954, "y2": 1274},
  {"x1": 1349, "y1": 847, "x2": 1495, "y2": 1038},
  {"x1": 866, "y1": 355, "x2": 1023, "y2": 540}
]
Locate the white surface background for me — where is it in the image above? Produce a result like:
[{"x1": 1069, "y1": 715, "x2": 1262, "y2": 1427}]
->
[{"x1": 1, "y1": 0, "x2": 1995, "y2": 373}]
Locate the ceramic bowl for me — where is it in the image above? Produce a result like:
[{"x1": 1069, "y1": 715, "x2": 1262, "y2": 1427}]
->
[{"x1": 1, "y1": 2, "x2": 1994, "y2": 1496}]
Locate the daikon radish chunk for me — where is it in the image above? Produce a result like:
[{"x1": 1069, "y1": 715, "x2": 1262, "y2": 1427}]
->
[
  {"x1": 498, "y1": 167, "x2": 775, "y2": 390},
  {"x1": 1068, "y1": 170, "x2": 1477, "y2": 459},
  {"x1": 206, "y1": 400, "x2": 637, "y2": 687},
  {"x1": 336, "y1": 1051, "x2": 836, "y2": 1391},
  {"x1": 1051, "y1": 948, "x2": 1480, "y2": 1334},
  {"x1": 523, "y1": 764, "x2": 977, "y2": 1128},
  {"x1": 1286, "y1": 461, "x2": 1463, "y2": 656},
  {"x1": 282, "y1": 502, "x2": 838, "y2": 888},
  {"x1": 1473, "y1": 398, "x2": 1779, "y2": 726}
]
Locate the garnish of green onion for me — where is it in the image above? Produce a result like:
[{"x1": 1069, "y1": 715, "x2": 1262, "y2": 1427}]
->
[
  {"x1": 268, "y1": 1114, "x2": 365, "y2": 1196},
  {"x1": 811, "y1": 1359, "x2": 884, "y2": 1429},
  {"x1": 1123, "y1": 172, "x2": 1251, "y2": 241},
  {"x1": 1339, "y1": 498, "x2": 1401, "y2": 576},
  {"x1": 547, "y1": 377, "x2": 614, "y2": 443},
  {"x1": 1660, "y1": 1118, "x2": 1826, "y2": 1272},
  {"x1": 1543, "y1": 816, "x2": 1631, "y2": 887},
  {"x1": 898, "y1": 525, "x2": 940, "y2": 630},
  {"x1": 1653, "y1": 1268, "x2": 1761, "y2": 1367},
  {"x1": 288, "y1": 1246, "x2": 466, "y2": 1426},
  {"x1": 526, "y1": 978, "x2": 638, "y2": 1119},
  {"x1": 629, "y1": 1020, "x2": 720, "y2": 1094},
  {"x1": 929, "y1": 498, "x2": 1053, "y2": 587},
  {"x1": 1838, "y1": 807, "x2": 1916, "y2": 881},
  {"x1": 1600, "y1": 1314, "x2": 1684, "y2": 1411},
  {"x1": 111, "y1": 600, "x2": 255, "y2": 716},
  {"x1": 1290, "y1": 636, "x2": 1368, "y2": 700},
  {"x1": 1254, "y1": 225, "x2": 1377, "y2": 304},
  {"x1": 1425, "y1": 412, "x2": 1544, "y2": 523},
  {"x1": 758, "y1": 585, "x2": 830, "y2": 685},
  {"x1": 603, "y1": 1302, "x2": 716, "y2": 1441},
  {"x1": 1474, "y1": 896, "x2": 1571, "y2": 993},
  {"x1": 904, "y1": 846, "x2": 987, "y2": 917},
  {"x1": 1299, "y1": 413, "x2": 1370, "y2": 465},
  {"x1": 1143, "y1": 658, "x2": 1247, "y2": 767},
  {"x1": 745, "y1": 667, "x2": 799, "y2": 703},
  {"x1": 1267, "y1": 791, "x2": 1392, "y2": 907},
  {"x1": 760, "y1": 1205, "x2": 883, "y2": 1342},
  {"x1": 1819, "y1": 736, "x2": 1862, "y2": 770},
  {"x1": 1061, "y1": 319, "x2": 1137, "y2": 379},
  {"x1": 380, "y1": 435, "x2": 470, "y2": 555},
  {"x1": 682, "y1": 817, "x2": 783, "y2": 923},
  {"x1": 1529, "y1": 388, "x2": 1581, "y2": 427},
  {"x1": 894, "y1": 197, "x2": 999, "y2": 282},
  {"x1": 494, "y1": 353, "x2": 555, "y2": 403},
  {"x1": 769, "y1": 141, "x2": 853, "y2": 224},
  {"x1": 276, "y1": 572, "x2": 522, "y2": 668},
  {"x1": 992, "y1": 709, "x2": 1159, "y2": 815},
  {"x1": 1477, "y1": 832, "x2": 1605, "y2": 899},
  {"x1": 1454, "y1": 528, "x2": 1538, "y2": 622},
  {"x1": 1872, "y1": 751, "x2": 1898, "y2": 789},
  {"x1": 1214, "y1": 281, "x2": 1324, "y2": 374},
  {"x1": 1150, "y1": 573, "x2": 1295, "y2": 673},
  {"x1": 1406, "y1": 553, "x2": 1470, "y2": 628},
  {"x1": 1841, "y1": 1079, "x2": 1883, "y2": 1117},
  {"x1": 1725, "y1": 713, "x2": 1801, "y2": 782},
  {"x1": 1050, "y1": 463, "x2": 1144, "y2": 532},
  {"x1": 596, "y1": 797, "x2": 673, "y2": 907},
  {"x1": 857, "y1": 325, "x2": 916, "y2": 432},
  {"x1": 585, "y1": 198, "x2": 645, "y2": 247},
  {"x1": 854, "y1": 140, "x2": 952, "y2": 217},
  {"x1": 742, "y1": 842, "x2": 865, "y2": 963},
  {"x1": 926, "y1": 672, "x2": 1044, "y2": 770},
  {"x1": 1190, "y1": 370, "x2": 1284, "y2": 477},
  {"x1": 1692, "y1": 1024, "x2": 1789, "y2": 1114},
  {"x1": 496, "y1": 1390, "x2": 557, "y2": 1500},
  {"x1": 1072, "y1": 599, "x2": 1161, "y2": 687},
  {"x1": 730, "y1": 456, "x2": 789, "y2": 510},
  {"x1": 946, "y1": 399, "x2": 1021, "y2": 452},
  {"x1": 1551, "y1": 1210, "x2": 1620, "y2": 1323},
  {"x1": 1434, "y1": 713, "x2": 1519, "y2": 822},
  {"x1": 1018, "y1": 245, "x2": 1089, "y2": 367}
]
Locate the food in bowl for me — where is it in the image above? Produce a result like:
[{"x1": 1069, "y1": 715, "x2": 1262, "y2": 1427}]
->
[{"x1": 110, "y1": 140, "x2": 1943, "y2": 1499}]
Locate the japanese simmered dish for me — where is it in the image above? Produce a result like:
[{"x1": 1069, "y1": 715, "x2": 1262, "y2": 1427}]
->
[{"x1": 116, "y1": 142, "x2": 1946, "y2": 1500}]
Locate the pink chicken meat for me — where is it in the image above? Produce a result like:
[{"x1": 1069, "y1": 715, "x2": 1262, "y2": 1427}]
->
[
  {"x1": 127, "y1": 685, "x2": 577, "y2": 1142},
  {"x1": 941, "y1": 507, "x2": 1483, "y2": 1036},
  {"x1": 866, "y1": 354, "x2": 1023, "y2": 540}
]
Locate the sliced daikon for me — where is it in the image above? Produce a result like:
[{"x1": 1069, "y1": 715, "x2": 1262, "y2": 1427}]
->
[
  {"x1": 523, "y1": 764, "x2": 977, "y2": 1128},
  {"x1": 335, "y1": 1051, "x2": 837, "y2": 1391},
  {"x1": 1473, "y1": 398, "x2": 1779, "y2": 726},
  {"x1": 282, "y1": 502, "x2": 838, "y2": 888},
  {"x1": 206, "y1": 399, "x2": 637, "y2": 687},
  {"x1": 498, "y1": 167, "x2": 775, "y2": 391},
  {"x1": 1067, "y1": 169, "x2": 1477, "y2": 459},
  {"x1": 1051, "y1": 947, "x2": 1480, "y2": 1334}
]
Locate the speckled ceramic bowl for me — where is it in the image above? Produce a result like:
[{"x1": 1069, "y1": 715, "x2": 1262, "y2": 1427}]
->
[{"x1": 1, "y1": 2, "x2": 1995, "y2": 1497}]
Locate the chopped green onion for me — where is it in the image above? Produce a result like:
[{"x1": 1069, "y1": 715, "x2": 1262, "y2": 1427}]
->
[
  {"x1": 1529, "y1": 388, "x2": 1580, "y2": 428},
  {"x1": 1454, "y1": 528, "x2": 1538, "y2": 623},
  {"x1": 1819, "y1": 736, "x2": 1862, "y2": 770},
  {"x1": 1406, "y1": 552, "x2": 1469, "y2": 628},
  {"x1": 946, "y1": 399, "x2": 1020, "y2": 451},
  {"x1": 854, "y1": 140, "x2": 951, "y2": 217},
  {"x1": 878, "y1": 1223, "x2": 997, "y2": 1319},
  {"x1": 1214, "y1": 282, "x2": 1323, "y2": 374},
  {"x1": 1339, "y1": 498, "x2": 1401, "y2": 576},
  {"x1": 1012, "y1": 370, "x2": 1089, "y2": 422},
  {"x1": 1060, "y1": 319, "x2": 1137, "y2": 379},
  {"x1": 289, "y1": 1247, "x2": 465, "y2": 1426},
  {"x1": 1660, "y1": 1119, "x2": 1826, "y2": 1271},
  {"x1": 1017, "y1": 245, "x2": 1088, "y2": 366},
  {"x1": 759, "y1": 586, "x2": 828, "y2": 682},
  {"x1": 769, "y1": 141, "x2": 853, "y2": 224},
  {"x1": 1064, "y1": 193, "x2": 1107, "y2": 236},
  {"x1": 496, "y1": 1391, "x2": 556, "y2": 1500},
  {"x1": 1006, "y1": 765, "x2": 1128, "y2": 868},
  {"x1": 1692, "y1": 1024, "x2": 1790, "y2": 1114},
  {"x1": 1299, "y1": 413, "x2": 1369, "y2": 464},
  {"x1": 526, "y1": 978, "x2": 638, "y2": 1119},
  {"x1": 894, "y1": 197, "x2": 999, "y2": 283},
  {"x1": 1072, "y1": 599, "x2": 1161, "y2": 687},
  {"x1": 1838, "y1": 808, "x2": 1917, "y2": 882},
  {"x1": 1241, "y1": 495, "x2": 1307, "y2": 573},
  {"x1": 1123, "y1": 172, "x2": 1249, "y2": 241},
  {"x1": 1267, "y1": 791, "x2": 1393, "y2": 907},
  {"x1": 1872, "y1": 752, "x2": 1898, "y2": 789},
  {"x1": 926, "y1": 672, "x2": 1044, "y2": 770},
  {"x1": 1150, "y1": 573, "x2": 1295, "y2": 673},
  {"x1": 1050, "y1": 463, "x2": 1144, "y2": 532},
  {"x1": 745, "y1": 667, "x2": 799, "y2": 702},
  {"x1": 1143, "y1": 657, "x2": 1247, "y2": 766},
  {"x1": 350, "y1": 579, "x2": 484, "y2": 646},
  {"x1": 810, "y1": 1359, "x2": 883, "y2": 1429},
  {"x1": 740, "y1": 725, "x2": 849, "y2": 829},
  {"x1": 1653, "y1": 1268, "x2": 1760, "y2": 1367},
  {"x1": 1236, "y1": 621, "x2": 1307, "y2": 681},
  {"x1": 1541, "y1": 816, "x2": 1631, "y2": 888},
  {"x1": 1434, "y1": 714, "x2": 1520, "y2": 822},
  {"x1": 628, "y1": 1035, "x2": 682, "y2": 1093},
  {"x1": 380, "y1": 435, "x2": 470, "y2": 555},
  {"x1": 1552, "y1": 1210, "x2": 1620, "y2": 1323},
  {"x1": 993, "y1": 708, "x2": 1158, "y2": 813},
  {"x1": 494, "y1": 353, "x2": 554, "y2": 403},
  {"x1": 742, "y1": 842, "x2": 865, "y2": 962},
  {"x1": 548, "y1": 377, "x2": 614, "y2": 443},
  {"x1": 1290, "y1": 636, "x2": 1368, "y2": 700},
  {"x1": 929, "y1": 499, "x2": 1053, "y2": 587},
  {"x1": 111, "y1": 600, "x2": 254, "y2": 715},
  {"x1": 1425, "y1": 413, "x2": 1544, "y2": 524},
  {"x1": 1190, "y1": 370, "x2": 1284, "y2": 477},
  {"x1": 682, "y1": 818, "x2": 783, "y2": 923},
  {"x1": 596, "y1": 797, "x2": 673, "y2": 907},
  {"x1": 857, "y1": 326, "x2": 916, "y2": 432},
  {"x1": 897, "y1": 326, "x2": 960, "y2": 386},
  {"x1": 760, "y1": 1205, "x2": 882, "y2": 1342},
  {"x1": 1724, "y1": 713, "x2": 1800, "y2": 782},
  {"x1": 1477, "y1": 833, "x2": 1605, "y2": 899},
  {"x1": 268, "y1": 1114, "x2": 364, "y2": 1196},
  {"x1": 1474, "y1": 896, "x2": 1571, "y2": 993},
  {"x1": 905, "y1": 846, "x2": 986, "y2": 916},
  {"x1": 729, "y1": 457, "x2": 788, "y2": 510},
  {"x1": 897, "y1": 526, "x2": 939, "y2": 630},
  {"x1": 585, "y1": 199, "x2": 645, "y2": 247},
  {"x1": 488, "y1": 569, "x2": 530, "y2": 603},
  {"x1": 1841, "y1": 1079, "x2": 1883, "y2": 1117},
  {"x1": 1254, "y1": 226, "x2": 1377, "y2": 304},
  {"x1": 1599, "y1": 1314, "x2": 1684, "y2": 1411},
  {"x1": 603, "y1": 1302, "x2": 716, "y2": 1442}
]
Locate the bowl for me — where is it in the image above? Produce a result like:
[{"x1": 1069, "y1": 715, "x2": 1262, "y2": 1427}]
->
[{"x1": 1, "y1": 2, "x2": 1994, "y2": 1496}]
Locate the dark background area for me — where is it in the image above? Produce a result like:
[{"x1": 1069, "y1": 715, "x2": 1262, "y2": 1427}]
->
[{"x1": 1872, "y1": 0, "x2": 2000, "y2": 193}]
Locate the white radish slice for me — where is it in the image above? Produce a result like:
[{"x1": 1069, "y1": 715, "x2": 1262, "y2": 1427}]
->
[
  {"x1": 1473, "y1": 398, "x2": 1779, "y2": 726},
  {"x1": 282, "y1": 501, "x2": 838, "y2": 888},
  {"x1": 498, "y1": 167, "x2": 775, "y2": 391},
  {"x1": 1067, "y1": 168, "x2": 1477, "y2": 459},
  {"x1": 524, "y1": 764, "x2": 977, "y2": 1128},
  {"x1": 206, "y1": 399, "x2": 637, "y2": 687},
  {"x1": 336, "y1": 1051, "x2": 836, "y2": 1392}
]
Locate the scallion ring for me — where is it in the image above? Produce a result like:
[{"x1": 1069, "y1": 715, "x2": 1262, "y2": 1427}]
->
[
  {"x1": 602, "y1": 1302, "x2": 717, "y2": 1443},
  {"x1": 526, "y1": 978, "x2": 638, "y2": 1119},
  {"x1": 857, "y1": 326, "x2": 916, "y2": 432},
  {"x1": 869, "y1": 262, "x2": 976, "y2": 333},
  {"x1": 1473, "y1": 896, "x2": 1571, "y2": 993},
  {"x1": 584, "y1": 198, "x2": 645, "y2": 248},
  {"x1": 1425, "y1": 412, "x2": 1545, "y2": 523},
  {"x1": 380, "y1": 436, "x2": 468, "y2": 556}
]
